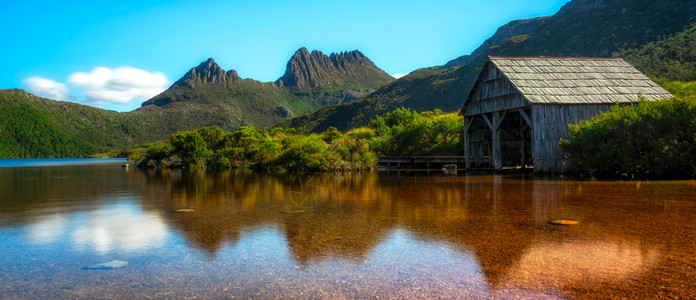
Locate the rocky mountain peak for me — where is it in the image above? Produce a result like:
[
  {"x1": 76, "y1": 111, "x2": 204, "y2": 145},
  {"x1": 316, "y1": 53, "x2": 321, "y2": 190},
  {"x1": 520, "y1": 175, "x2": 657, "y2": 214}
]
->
[
  {"x1": 276, "y1": 48, "x2": 393, "y2": 90},
  {"x1": 173, "y1": 58, "x2": 241, "y2": 88},
  {"x1": 142, "y1": 58, "x2": 242, "y2": 107}
]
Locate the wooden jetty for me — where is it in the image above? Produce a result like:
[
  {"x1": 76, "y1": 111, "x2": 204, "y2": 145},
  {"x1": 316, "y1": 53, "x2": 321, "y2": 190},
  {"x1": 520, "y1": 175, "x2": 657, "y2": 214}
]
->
[{"x1": 378, "y1": 156, "x2": 481, "y2": 170}]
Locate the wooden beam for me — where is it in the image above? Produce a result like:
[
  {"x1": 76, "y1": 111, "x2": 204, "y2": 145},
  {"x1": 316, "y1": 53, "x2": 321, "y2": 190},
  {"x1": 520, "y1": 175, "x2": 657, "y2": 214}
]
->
[
  {"x1": 518, "y1": 108, "x2": 532, "y2": 128},
  {"x1": 494, "y1": 110, "x2": 507, "y2": 130},
  {"x1": 482, "y1": 114, "x2": 494, "y2": 131},
  {"x1": 463, "y1": 116, "x2": 473, "y2": 133}
]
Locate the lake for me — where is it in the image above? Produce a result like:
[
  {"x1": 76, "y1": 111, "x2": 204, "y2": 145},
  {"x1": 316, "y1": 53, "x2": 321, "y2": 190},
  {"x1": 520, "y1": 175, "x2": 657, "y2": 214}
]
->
[{"x1": 0, "y1": 159, "x2": 695, "y2": 299}]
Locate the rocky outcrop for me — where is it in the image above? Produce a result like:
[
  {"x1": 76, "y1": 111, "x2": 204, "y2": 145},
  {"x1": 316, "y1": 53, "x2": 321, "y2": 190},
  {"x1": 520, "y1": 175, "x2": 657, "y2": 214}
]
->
[
  {"x1": 142, "y1": 58, "x2": 241, "y2": 107},
  {"x1": 142, "y1": 49, "x2": 394, "y2": 109},
  {"x1": 173, "y1": 58, "x2": 240, "y2": 88},
  {"x1": 276, "y1": 48, "x2": 394, "y2": 90},
  {"x1": 136, "y1": 48, "x2": 394, "y2": 133}
]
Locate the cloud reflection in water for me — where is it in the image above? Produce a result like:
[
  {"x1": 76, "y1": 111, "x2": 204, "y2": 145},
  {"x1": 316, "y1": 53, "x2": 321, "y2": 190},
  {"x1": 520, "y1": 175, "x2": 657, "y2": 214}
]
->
[{"x1": 26, "y1": 201, "x2": 169, "y2": 254}]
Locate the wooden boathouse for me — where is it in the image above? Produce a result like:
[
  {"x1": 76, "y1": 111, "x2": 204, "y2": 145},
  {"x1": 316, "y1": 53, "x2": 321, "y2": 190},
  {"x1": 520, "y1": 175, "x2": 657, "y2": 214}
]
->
[{"x1": 460, "y1": 56, "x2": 672, "y2": 173}]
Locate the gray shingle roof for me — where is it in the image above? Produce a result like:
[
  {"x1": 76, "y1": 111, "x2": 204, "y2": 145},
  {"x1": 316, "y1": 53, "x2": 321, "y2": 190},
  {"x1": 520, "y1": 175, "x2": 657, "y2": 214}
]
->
[{"x1": 489, "y1": 56, "x2": 672, "y2": 104}]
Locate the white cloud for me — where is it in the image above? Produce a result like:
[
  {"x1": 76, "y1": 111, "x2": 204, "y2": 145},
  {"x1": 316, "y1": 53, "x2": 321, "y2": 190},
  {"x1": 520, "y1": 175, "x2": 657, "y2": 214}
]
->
[
  {"x1": 392, "y1": 73, "x2": 407, "y2": 79},
  {"x1": 68, "y1": 67, "x2": 169, "y2": 104},
  {"x1": 23, "y1": 76, "x2": 72, "y2": 101}
]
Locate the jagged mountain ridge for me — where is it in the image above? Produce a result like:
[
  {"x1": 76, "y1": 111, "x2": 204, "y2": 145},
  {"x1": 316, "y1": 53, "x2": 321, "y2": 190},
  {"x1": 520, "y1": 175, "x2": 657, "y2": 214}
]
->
[
  {"x1": 0, "y1": 48, "x2": 395, "y2": 158},
  {"x1": 142, "y1": 48, "x2": 393, "y2": 109},
  {"x1": 135, "y1": 48, "x2": 394, "y2": 135},
  {"x1": 279, "y1": 0, "x2": 696, "y2": 133},
  {"x1": 277, "y1": 47, "x2": 394, "y2": 90}
]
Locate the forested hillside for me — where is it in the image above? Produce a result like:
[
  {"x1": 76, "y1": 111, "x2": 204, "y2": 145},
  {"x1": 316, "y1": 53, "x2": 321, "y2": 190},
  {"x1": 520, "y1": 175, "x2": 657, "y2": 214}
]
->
[
  {"x1": 280, "y1": 0, "x2": 696, "y2": 133},
  {"x1": 614, "y1": 23, "x2": 696, "y2": 81}
]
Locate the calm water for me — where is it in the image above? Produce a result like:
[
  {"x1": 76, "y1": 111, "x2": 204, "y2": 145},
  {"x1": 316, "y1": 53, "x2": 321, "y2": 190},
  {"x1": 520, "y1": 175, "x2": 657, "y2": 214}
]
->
[{"x1": 0, "y1": 160, "x2": 695, "y2": 299}]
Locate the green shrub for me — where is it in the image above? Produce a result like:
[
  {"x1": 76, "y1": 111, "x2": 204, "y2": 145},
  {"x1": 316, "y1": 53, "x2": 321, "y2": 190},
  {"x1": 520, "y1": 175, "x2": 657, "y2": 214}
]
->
[
  {"x1": 368, "y1": 108, "x2": 463, "y2": 156},
  {"x1": 560, "y1": 97, "x2": 696, "y2": 179},
  {"x1": 128, "y1": 108, "x2": 464, "y2": 172},
  {"x1": 171, "y1": 131, "x2": 210, "y2": 167},
  {"x1": 273, "y1": 136, "x2": 330, "y2": 172},
  {"x1": 345, "y1": 127, "x2": 376, "y2": 141}
]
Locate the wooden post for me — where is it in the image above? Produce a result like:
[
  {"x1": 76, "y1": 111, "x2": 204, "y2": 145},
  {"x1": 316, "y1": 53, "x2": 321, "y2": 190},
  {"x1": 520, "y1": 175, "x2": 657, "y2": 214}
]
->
[
  {"x1": 463, "y1": 116, "x2": 472, "y2": 170},
  {"x1": 520, "y1": 118, "x2": 526, "y2": 169},
  {"x1": 484, "y1": 111, "x2": 506, "y2": 170},
  {"x1": 518, "y1": 108, "x2": 532, "y2": 170},
  {"x1": 482, "y1": 114, "x2": 495, "y2": 170},
  {"x1": 493, "y1": 112, "x2": 502, "y2": 170}
]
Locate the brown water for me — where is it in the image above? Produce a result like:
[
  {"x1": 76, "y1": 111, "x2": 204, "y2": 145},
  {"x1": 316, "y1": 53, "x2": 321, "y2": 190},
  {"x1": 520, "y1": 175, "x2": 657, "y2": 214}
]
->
[{"x1": 0, "y1": 160, "x2": 695, "y2": 299}]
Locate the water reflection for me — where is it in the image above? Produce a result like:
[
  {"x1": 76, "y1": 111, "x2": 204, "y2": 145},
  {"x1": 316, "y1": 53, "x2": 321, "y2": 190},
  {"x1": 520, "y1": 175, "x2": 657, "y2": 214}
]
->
[
  {"x1": 1, "y1": 164, "x2": 695, "y2": 298},
  {"x1": 24, "y1": 202, "x2": 169, "y2": 254},
  {"x1": 70, "y1": 203, "x2": 169, "y2": 254},
  {"x1": 499, "y1": 240, "x2": 660, "y2": 290}
]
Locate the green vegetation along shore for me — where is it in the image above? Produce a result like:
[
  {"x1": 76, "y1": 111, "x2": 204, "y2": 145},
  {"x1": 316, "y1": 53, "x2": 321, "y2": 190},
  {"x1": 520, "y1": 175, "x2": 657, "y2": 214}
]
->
[
  {"x1": 560, "y1": 81, "x2": 696, "y2": 179},
  {"x1": 122, "y1": 109, "x2": 463, "y2": 172}
]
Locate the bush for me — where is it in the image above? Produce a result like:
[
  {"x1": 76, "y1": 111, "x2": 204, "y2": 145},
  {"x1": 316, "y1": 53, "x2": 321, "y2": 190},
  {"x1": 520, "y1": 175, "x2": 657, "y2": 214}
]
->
[
  {"x1": 273, "y1": 135, "x2": 330, "y2": 172},
  {"x1": 368, "y1": 108, "x2": 463, "y2": 156},
  {"x1": 345, "y1": 127, "x2": 376, "y2": 141},
  {"x1": 128, "y1": 108, "x2": 464, "y2": 172},
  {"x1": 171, "y1": 131, "x2": 210, "y2": 167},
  {"x1": 560, "y1": 97, "x2": 696, "y2": 179}
]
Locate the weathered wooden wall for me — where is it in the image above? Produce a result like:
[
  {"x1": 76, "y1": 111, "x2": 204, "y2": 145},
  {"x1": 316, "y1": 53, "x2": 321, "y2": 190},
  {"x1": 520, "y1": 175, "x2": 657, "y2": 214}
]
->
[
  {"x1": 531, "y1": 104, "x2": 614, "y2": 173},
  {"x1": 464, "y1": 62, "x2": 528, "y2": 116}
]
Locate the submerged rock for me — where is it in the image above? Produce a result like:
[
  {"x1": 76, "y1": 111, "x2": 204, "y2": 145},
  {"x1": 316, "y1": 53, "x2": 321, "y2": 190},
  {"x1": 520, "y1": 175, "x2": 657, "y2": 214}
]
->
[
  {"x1": 548, "y1": 219, "x2": 579, "y2": 225},
  {"x1": 83, "y1": 260, "x2": 128, "y2": 270}
]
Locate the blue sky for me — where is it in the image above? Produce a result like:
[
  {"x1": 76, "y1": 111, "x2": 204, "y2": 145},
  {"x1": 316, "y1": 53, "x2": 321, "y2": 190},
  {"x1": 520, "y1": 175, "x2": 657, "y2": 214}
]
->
[{"x1": 1, "y1": 0, "x2": 568, "y2": 111}]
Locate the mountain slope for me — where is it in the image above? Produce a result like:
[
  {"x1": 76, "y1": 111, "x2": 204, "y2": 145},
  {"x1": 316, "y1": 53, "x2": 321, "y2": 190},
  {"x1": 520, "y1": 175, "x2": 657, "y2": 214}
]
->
[
  {"x1": 277, "y1": 66, "x2": 472, "y2": 132},
  {"x1": 0, "y1": 89, "x2": 139, "y2": 157},
  {"x1": 441, "y1": 16, "x2": 550, "y2": 69},
  {"x1": 280, "y1": 0, "x2": 696, "y2": 133},
  {"x1": 0, "y1": 48, "x2": 394, "y2": 158},
  {"x1": 615, "y1": 23, "x2": 696, "y2": 81},
  {"x1": 137, "y1": 50, "x2": 394, "y2": 132},
  {"x1": 137, "y1": 58, "x2": 309, "y2": 131}
]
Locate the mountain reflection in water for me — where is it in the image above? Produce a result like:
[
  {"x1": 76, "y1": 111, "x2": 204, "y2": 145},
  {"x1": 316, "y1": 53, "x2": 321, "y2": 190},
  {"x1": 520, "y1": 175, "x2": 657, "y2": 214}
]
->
[{"x1": 0, "y1": 164, "x2": 695, "y2": 298}]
